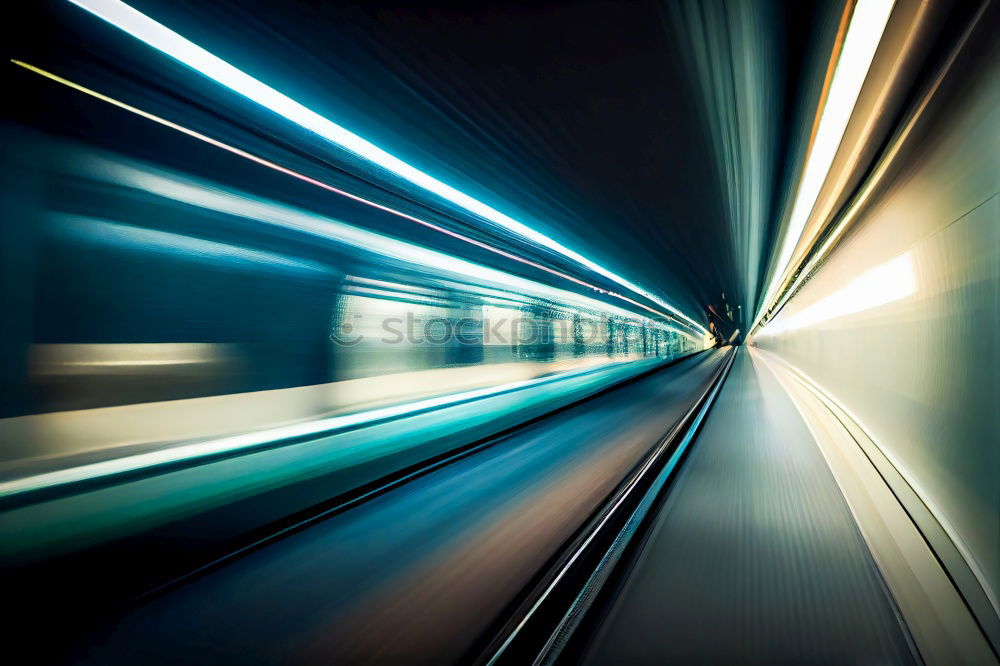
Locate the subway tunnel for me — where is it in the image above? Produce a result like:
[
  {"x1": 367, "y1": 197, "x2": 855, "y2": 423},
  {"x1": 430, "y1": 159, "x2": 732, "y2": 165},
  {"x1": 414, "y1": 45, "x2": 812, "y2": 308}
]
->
[{"x1": 1, "y1": 0, "x2": 998, "y2": 663}]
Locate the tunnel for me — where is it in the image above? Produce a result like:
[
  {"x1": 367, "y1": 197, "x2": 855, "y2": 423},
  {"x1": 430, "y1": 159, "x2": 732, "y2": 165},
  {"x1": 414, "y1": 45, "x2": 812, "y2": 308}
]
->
[{"x1": 1, "y1": 1, "x2": 998, "y2": 664}]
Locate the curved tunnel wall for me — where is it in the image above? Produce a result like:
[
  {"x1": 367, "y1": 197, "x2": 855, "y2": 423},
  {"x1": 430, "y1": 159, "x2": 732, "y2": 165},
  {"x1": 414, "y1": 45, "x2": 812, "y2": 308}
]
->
[{"x1": 754, "y1": 19, "x2": 998, "y2": 607}]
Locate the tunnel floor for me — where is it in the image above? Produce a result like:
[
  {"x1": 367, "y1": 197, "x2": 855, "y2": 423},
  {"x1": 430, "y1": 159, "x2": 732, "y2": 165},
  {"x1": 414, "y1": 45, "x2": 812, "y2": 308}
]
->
[{"x1": 581, "y1": 348, "x2": 917, "y2": 664}]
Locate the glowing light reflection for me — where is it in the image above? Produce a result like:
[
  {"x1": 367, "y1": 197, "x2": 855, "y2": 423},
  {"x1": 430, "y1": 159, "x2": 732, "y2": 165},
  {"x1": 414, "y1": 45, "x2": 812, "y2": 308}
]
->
[
  {"x1": 757, "y1": 0, "x2": 895, "y2": 326},
  {"x1": 758, "y1": 252, "x2": 916, "y2": 336},
  {"x1": 66, "y1": 0, "x2": 705, "y2": 333}
]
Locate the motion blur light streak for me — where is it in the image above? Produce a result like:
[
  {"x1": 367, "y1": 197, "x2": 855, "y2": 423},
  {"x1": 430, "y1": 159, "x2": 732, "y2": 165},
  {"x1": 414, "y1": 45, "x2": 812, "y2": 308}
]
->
[
  {"x1": 65, "y1": 0, "x2": 705, "y2": 333},
  {"x1": 757, "y1": 0, "x2": 895, "y2": 326},
  {"x1": 10, "y1": 59, "x2": 698, "y2": 329},
  {"x1": 0, "y1": 132, "x2": 702, "y2": 498},
  {"x1": 57, "y1": 215, "x2": 330, "y2": 273},
  {"x1": 81, "y1": 155, "x2": 663, "y2": 322},
  {"x1": 757, "y1": 252, "x2": 916, "y2": 335},
  {"x1": 759, "y1": 0, "x2": 994, "y2": 328},
  {"x1": 0, "y1": 360, "x2": 633, "y2": 499}
]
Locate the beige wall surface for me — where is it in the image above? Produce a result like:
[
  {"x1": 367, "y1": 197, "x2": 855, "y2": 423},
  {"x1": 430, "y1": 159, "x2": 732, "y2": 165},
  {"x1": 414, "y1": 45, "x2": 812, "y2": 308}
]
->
[{"x1": 755, "y1": 36, "x2": 999, "y2": 605}]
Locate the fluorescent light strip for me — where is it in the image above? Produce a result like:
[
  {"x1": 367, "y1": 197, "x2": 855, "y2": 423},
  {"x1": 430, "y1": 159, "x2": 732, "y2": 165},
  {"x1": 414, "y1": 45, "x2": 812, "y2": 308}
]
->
[
  {"x1": 12, "y1": 60, "x2": 700, "y2": 334},
  {"x1": 756, "y1": 0, "x2": 895, "y2": 328},
  {"x1": 754, "y1": 0, "x2": 988, "y2": 332},
  {"x1": 66, "y1": 0, "x2": 705, "y2": 334},
  {"x1": 12, "y1": 61, "x2": 690, "y2": 329},
  {"x1": 7, "y1": 63, "x2": 584, "y2": 303}
]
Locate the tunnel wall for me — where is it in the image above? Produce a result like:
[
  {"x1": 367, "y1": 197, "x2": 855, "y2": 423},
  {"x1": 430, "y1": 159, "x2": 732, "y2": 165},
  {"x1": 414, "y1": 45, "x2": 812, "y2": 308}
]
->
[{"x1": 754, "y1": 26, "x2": 998, "y2": 605}]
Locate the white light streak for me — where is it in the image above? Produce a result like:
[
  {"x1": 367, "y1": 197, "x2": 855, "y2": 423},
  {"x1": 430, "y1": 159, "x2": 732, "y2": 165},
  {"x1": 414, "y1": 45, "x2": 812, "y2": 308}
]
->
[
  {"x1": 757, "y1": 252, "x2": 915, "y2": 336},
  {"x1": 66, "y1": 0, "x2": 706, "y2": 334},
  {"x1": 756, "y1": 0, "x2": 895, "y2": 326},
  {"x1": 0, "y1": 358, "x2": 655, "y2": 498}
]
